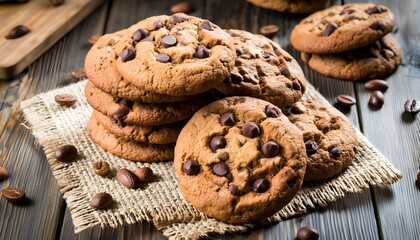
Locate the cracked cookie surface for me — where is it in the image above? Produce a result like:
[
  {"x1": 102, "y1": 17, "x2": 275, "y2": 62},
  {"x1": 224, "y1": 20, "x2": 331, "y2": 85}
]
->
[{"x1": 247, "y1": 0, "x2": 328, "y2": 14}]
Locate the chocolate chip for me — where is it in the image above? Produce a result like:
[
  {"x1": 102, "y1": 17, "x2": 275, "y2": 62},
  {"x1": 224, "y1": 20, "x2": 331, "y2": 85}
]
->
[
  {"x1": 366, "y1": 6, "x2": 382, "y2": 15},
  {"x1": 153, "y1": 20, "x2": 163, "y2": 30},
  {"x1": 296, "y1": 226, "x2": 320, "y2": 240},
  {"x1": 161, "y1": 36, "x2": 177, "y2": 48},
  {"x1": 156, "y1": 53, "x2": 170, "y2": 63},
  {"x1": 195, "y1": 45, "x2": 210, "y2": 58},
  {"x1": 170, "y1": 2, "x2": 194, "y2": 14},
  {"x1": 55, "y1": 145, "x2": 78, "y2": 162},
  {"x1": 370, "y1": 21, "x2": 385, "y2": 31},
  {"x1": 169, "y1": 15, "x2": 185, "y2": 24},
  {"x1": 292, "y1": 81, "x2": 301, "y2": 91},
  {"x1": 287, "y1": 177, "x2": 297, "y2": 188},
  {"x1": 220, "y1": 112, "x2": 236, "y2": 126},
  {"x1": 119, "y1": 99, "x2": 133, "y2": 109},
  {"x1": 279, "y1": 65, "x2": 291, "y2": 78},
  {"x1": 183, "y1": 159, "x2": 200, "y2": 175},
  {"x1": 265, "y1": 105, "x2": 281, "y2": 118},
  {"x1": 133, "y1": 28, "x2": 148, "y2": 42},
  {"x1": 259, "y1": 24, "x2": 279, "y2": 38},
  {"x1": 252, "y1": 178, "x2": 269, "y2": 193},
  {"x1": 112, "y1": 107, "x2": 129, "y2": 123},
  {"x1": 219, "y1": 152, "x2": 229, "y2": 161},
  {"x1": 305, "y1": 140, "x2": 318, "y2": 156},
  {"x1": 1, "y1": 187, "x2": 25, "y2": 202},
  {"x1": 5, "y1": 25, "x2": 30, "y2": 39},
  {"x1": 329, "y1": 146, "x2": 341, "y2": 159},
  {"x1": 242, "y1": 122, "x2": 260, "y2": 138},
  {"x1": 262, "y1": 52, "x2": 270, "y2": 59},
  {"x1": 213, "y1": 162, "x2": 229, "y2": 176},
  {"x1": 90, "y1": 192, "x2": 113, "y2": 210},
  {"x1": 336, "y1": 95, "x2": 356, "y2": 107},
  {"x1": 228, "y1": 73, "x2": 243, "y2": 84},
  {"x1": 210, "y1": 135, "x2": 227, "y2": 152},
  {"x1": 262, "y1": 141, "x2": 280, "y2": 158},
  {"x1": 141, "y1": 36, "x2": 155, "y2": 42},
  {"x1": 346, "y1": 9, "x2": 356, "y2": 14},
  {"x1": 404, "y1": 100, "x2": 420, "y2": 113},
  {"x1": 322, "y1": 23, "x2": 338, "y2": 36},
  {"x1": 302, "y1": 53, "x2": 312, "y2": 62},
  {"x1": 236, "y1": 48, "x2": 243, "y2": 56},
  {"x1": 199, "y1": 21, "x2": 214, "y2": 31},
  {"x1": 364, "y1": 79, "x2": 388, "y2": 92},
  {"x1": 121, "y1": 48, "x2": 136, "y2": 62},
  {"x1": 229, "y1": 184, "x2": 241, "y2": 196},
  {"x1": 369, "y1": 90, "x2": 384, "y2": 108},
  {"x1": 54, "y1": 93, "x2": 77, "y2": 107}
]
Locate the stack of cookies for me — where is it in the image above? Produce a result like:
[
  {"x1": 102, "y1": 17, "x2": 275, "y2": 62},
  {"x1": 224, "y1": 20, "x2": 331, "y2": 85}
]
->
[
  {"x1": 291, "y1": 3, "x2": 402, "y2": 81},
  {"x1": 247, "y1": 0, "x2": 329, "y2": 14}
]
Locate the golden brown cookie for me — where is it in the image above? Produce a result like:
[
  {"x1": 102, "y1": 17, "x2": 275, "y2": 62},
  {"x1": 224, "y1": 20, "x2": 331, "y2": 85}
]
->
[{"x1": 247, "y1": 0, "x2": 328, "y2": 14}]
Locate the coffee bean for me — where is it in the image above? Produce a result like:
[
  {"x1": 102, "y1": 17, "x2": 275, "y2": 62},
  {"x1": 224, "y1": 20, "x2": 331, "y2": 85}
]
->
[
  {"x1": 195, "y1": 45, "x2": 210, "y2": 58},
  {"x1": 404, "y1": 100, "x2": 420, "y2": 113},
  {"x1": 219, "y1": 152, "x2": 229, "y2": 161},
  {"x1": 302, "y1": 53, "x2": 312, "y2": 62},
  {"x1": 322, "y1": 23, "x2": 338, "y2": 36},
  {"x1": 210, "y1": 135, "x2": 227, "y2": 152},
  {"x1": 169, "y1": 15, "x2": 185, "y2": 24},
  {"x1": 220, "y1": 112, "x2": 236, "y2": 126},
  {"x1": 265, "y1": 105, "x2": 281, "y2": 118},
  {"x1": 54, "y1": 93, "x2": 77, "y2": 107},
  {"x1": 364, "y1": 79, "x2": 388, "y2": 92},
  {"x1": 90, "y1": 192, "x2": 113, "y2": 210},
  {"x1": 305, "y1": 140, "x2": 318, "y2": 156},
  {"x1": 366, "y1": 6, "x2": 382, "y2": 15},
  {"x1": 369, "y1": 90, "x2": 384, "y2": 108},
  {"x1": 92, "y1": 161, "x2": 110, "y2": 177},
  {"x1": 121, "y1": 48, "x2": 136, "y2": 62},
  {"x1": 170, "y1": 2, "x2": 194, "y2": 14},
  {"x1": 133, "y1": 28, "x2": 148, "y2": 42},
  {"x1": 156, "y1": 53, "x2": 170, "y2": 63},
  {"x1": 229, "y1": 184, "x2": 241, "y2": 196},
  {"x1": 71, "y1": 68, "x2": 87, "y2": 80},
  {"x1": 199, "y1": 21, "x2": 214, "y2": 31},
  {"x1": 141, "y1": 36, "x2": 155, "y2": 42},
  {"x1": 50, "y1": 0, "x2": 64, "y2": 6},
  {"x1": 370, "y1": 21, "x2": 385, "y2": 31},
  {"x1": 161, "y1": 36, "x2": 177, "y2": 48},
  {"x1": 329, "y1": 146, "x2": 341, "y2": 159},
  {"x1": 252, "y1": 178, "x2": 269, "y2": 193},
  {"x1": 134, "y1": 167, "x2": 154, "y2": 183},
  {"x1": 213, "y1": 162, "x2": 229, "y2": 176},
  {"x1": 0, "y1": 167, "x2": 7, "y2": 180},
  {"x1": 55, "y1": 144, "x2": 78, "y2": 162},
  {"x1": 5, "y1": 25, "x2": 30, "y2": 39},
  {"x1": 2, "y1": 187, "x2": 25, "y2": 202},
  {"x1": 336, "y1": 94, "x2": 356, "y2": 107},
  {"x1": 296, "y1": 226, "x2": 320, "y2": 240},
  {"x1": 116, "y1": 169, "x2": 140, "y2": 189},
  {"x1": 242, "y1": 122, "x2": 260, "y2": 138},
  {"x1": 262, "y1": 141, "x2": 280, "y2": 158},
  {"x1": 183, "y1": 159, "x2": 200, "y2": 175},
  {"x1": 259, "y1": 24, "x2": 279, "y2": 38},
  {"x1": 153, "y1": 21, "x2": 163, "y2": 30},
  {"x1": 88, "y1": 35, "x2": 101, "y2": 45}
]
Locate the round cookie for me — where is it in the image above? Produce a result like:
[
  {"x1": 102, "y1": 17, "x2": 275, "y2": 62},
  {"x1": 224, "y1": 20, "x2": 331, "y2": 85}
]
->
[
  {"x1": 290, "y1": 3, "x2": 395, "y2": 53},
  {"x1": 285, "y1": 101, "x2": 358, "y2": 182},
  {"x1": 92, "y1": 110, "x2": 183, "y2": 144},
  {"x1": 115, "y1": 14, "x2": 236, "y2": 96},
  {"x1": 174, "y1": 96, "x2": 307, "y2": 224},
  {"x1": 85, "y1": 81, "x2": 211, "y2": 126},
  {"x1": 216, "y1": 29, "x2": 307, "y2": 108},
  {"x1": 247, "y1": 0, "x2": 328, "y2": 14},
  {"x1": 85, "y1": 30, "x2": 188, "y2": 103},
  {"x1": 301, "y1": 34, "x2": 402, "y2": 81},
  {"x1": 87, "y1": 116, "x2": 174, "y2": 162}
]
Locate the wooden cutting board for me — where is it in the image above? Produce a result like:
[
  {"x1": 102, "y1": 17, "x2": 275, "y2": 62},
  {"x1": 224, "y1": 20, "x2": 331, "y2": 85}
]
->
[{"x1": 0, "y1": 0, "x2": 105, "y2": 79}]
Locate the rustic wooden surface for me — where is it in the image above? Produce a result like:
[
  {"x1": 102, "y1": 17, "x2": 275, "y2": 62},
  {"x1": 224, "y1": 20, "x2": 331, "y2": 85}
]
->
[{"x1": 0, "y1": 0, "x2": 419, "y2": 239}]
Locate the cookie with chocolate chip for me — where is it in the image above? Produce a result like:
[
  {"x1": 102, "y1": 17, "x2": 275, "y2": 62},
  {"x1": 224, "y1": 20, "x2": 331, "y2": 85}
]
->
[
  {"x1": 216, "y1": 29, "x2": 307, "y2": 108},
  {"x1": 174, "y1": 96, "x2": 307, "y2": 223},
  {"x1": 285, "y1": 101, "x2": 358, "y2": 182},
  {"x1": 114, "y1": 14, "x2": 236, "y2": 96},
  {"x1": 247, "y1": 0, "x2": 329, "y2": 14},
  {"x1": 301, "y1": 34, "x2": 402, "y2": 81},
  {"x1": 290, "y1": 3, "x2": 395, "y2": 53}
]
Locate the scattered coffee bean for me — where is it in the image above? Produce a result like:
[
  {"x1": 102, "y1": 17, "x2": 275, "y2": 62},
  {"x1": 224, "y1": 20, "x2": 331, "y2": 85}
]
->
[
  {"x1": 210, "y1": 135, "x2": 227, "y2": 152},
  {"x1": 183, "y1": 159, "x2": 200, "y2": 175},
  {"x1": 133, "y1": 28, "x2": 148, "y2": 42},
  {"x1": 242, "y1": 122, "x2": 260, "y2": 138},
  {"x1": 329, "y1": 146, "x2": 341, "y2": 159},
  {"x1": 0, "y1": 167, "x2": 7, "y2": 180},
  {"x1": 199, "y1": 21, "x2": 214, "y2": 31},
  {"x1": 219, "y1": 152, "x2": 229, "y2": 161},
  {"x1": 305, "y1": 140, "x2": 318, "y2": 156},
  {"x1": 229, "y1": 184, "x2": 241, "y2": 196},
  {"x1": 366, "y1": 6, "x2": 382, "y2": 15},
  {"x1": 404, "y1": 100, "x2": 420, "y2": 114},
  {"x1": 364, "y1": 79, "x2": 388, "y2": 92},
  {"x1": 121, "y1": 48, "x2": 136, "y2": 62},
  {"x1": 169, "y1": 15, "x2": 185, "y2": 24},
  {"x1": 252, "y1": 178, "x2": 269, "y2": 193},
  {"x1": 156, "y1": 53, "x2": 170, "y2": 63},
  {"x1": 50, "y1": 0, "x2": 64, "y2": 6},
  {"x1": 302, "y1": 53, "x2": 312, "y2": 62},
  {"x1": 153, "y1": 20, "x2": 163, "y2": 30},
  {"x1": 170, "y1": 2, "x2": 194, "y2": 14},
  {"x1": 54, "y1": 93, "x2": 77, "y2": 107},
  {"x1": 322, "y1": 23, "x2": 338, "y2": 36},
  {"x1": 336, "y1": 94, "x2": 356, "y2": 107},
  {"x1": 90, "y1": 192, "x2": 113, "y2": 210},
  {"x1": 134, "y1": 167, "x2": 154, "y2": 183},
  {"x1": 262, "y1": 141, "x2": 280, "y2": 158},
  {"x1": 161, "y1": 36, "x2": 177, "y2": 48},
  {"x1": 116, "y1": 169, "x2": 140, "y2": 189},
  {"x1": 55, "y1": 144, "x2": 78, "y2": 162},
  {"x1": 88, "y1": 35, "x2": 101, "y2": 45},
  {"x1": 259, "y1": 24, "x2": 279, "y2": 38},
  {"x1": 213, "y1": 162, "x2": 229, "y2": 176},
  {"x1": 220, "y1": 112, "x2": 236, "y2": 126},
  {"x1": 92, "y1": 161, "x2": 110, "y2": 177},
  {"x1": 196, "y1": 45, "x2": 210, "y2": 58},
  {"x1": 265, "y1": 105, "x2": 281, "y2": 118},
  {"x1": 71, "y1": 68, "x2": 87, "y2": 80},
  {"x1": 5, "y1": 25, "x2": 30, "y2": 39},
  {"x1": 2, "y1": 187, "x2": 25, "y2": 202},
  {"x1": 370, "y1": 20, "x2": 385, "y2": 31},
  {"x1": 369, "y1": 90, "x2": 384, "y2": 108},
  {"x1": 296, "y1": 226, "x2": 320, "y2": 240}
]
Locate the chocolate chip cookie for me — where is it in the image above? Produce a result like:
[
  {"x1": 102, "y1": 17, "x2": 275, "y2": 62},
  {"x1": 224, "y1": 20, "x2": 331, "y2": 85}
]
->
[
  {"x1": 301, "y1": 34, "x2": 402, "y2": 81},
  {"x1": 247, "y1": 0, "x2": 329, "y2": 14},
  {"x1": 174, "y1": 96, "x2": 307, "y2": 223},
  {"x1": 290, "y1": 3, "x2": 395, "y2": 53},
  {"x1": 85, "y1": 81, "x2": 210, "y2": 126},
  {"x1": 88, "y1": 116, "x2": 174, "y2": 161},
  {"x1": 216, "y1": 29, "x2": 306, "y2": 108},
  {"x1": 115, "y1": 14, "x2": 236, "y2": 96},
  {"x1": 285, "y1": 101, "x2": 358, "y2": 182}
]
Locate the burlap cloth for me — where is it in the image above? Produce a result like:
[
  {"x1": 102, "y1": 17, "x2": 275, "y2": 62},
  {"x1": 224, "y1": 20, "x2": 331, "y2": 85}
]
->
[{"x1": 20, "y1": 80, "x2": 402, "y2": 239}]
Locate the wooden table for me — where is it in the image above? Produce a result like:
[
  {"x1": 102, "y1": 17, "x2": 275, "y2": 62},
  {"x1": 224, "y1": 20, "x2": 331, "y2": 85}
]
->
[{"x1": 1, "y1": 0, "x2": 419, "y2": 239}]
